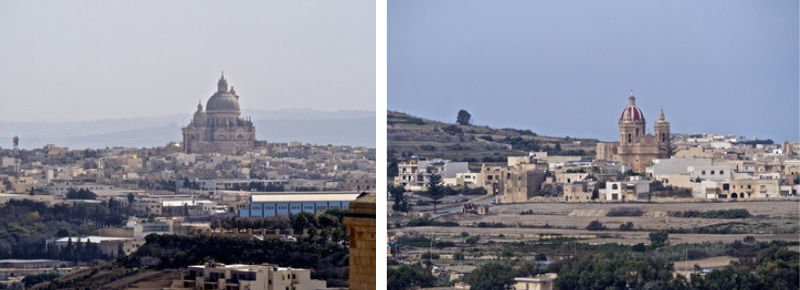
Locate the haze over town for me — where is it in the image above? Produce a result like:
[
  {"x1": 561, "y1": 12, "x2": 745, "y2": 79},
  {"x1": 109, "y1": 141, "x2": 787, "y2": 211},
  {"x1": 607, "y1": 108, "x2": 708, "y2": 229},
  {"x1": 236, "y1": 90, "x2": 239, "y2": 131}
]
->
[{"x1": 0, "y1": 1, "x2": 376, "y2": 148}]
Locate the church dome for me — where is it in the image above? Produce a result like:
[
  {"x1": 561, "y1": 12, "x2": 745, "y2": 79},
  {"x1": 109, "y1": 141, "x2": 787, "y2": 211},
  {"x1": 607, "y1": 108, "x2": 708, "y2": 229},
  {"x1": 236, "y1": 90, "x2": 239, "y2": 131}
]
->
[
  {"x1": 619, "y1": 92, "x2": 644, "y2": 122},
  {"x1": 206, "y1": 74, "x2": 241, "y2": 112},
  {"x1": 193, "y1": 102, "x2": 207, "y2": 125}
]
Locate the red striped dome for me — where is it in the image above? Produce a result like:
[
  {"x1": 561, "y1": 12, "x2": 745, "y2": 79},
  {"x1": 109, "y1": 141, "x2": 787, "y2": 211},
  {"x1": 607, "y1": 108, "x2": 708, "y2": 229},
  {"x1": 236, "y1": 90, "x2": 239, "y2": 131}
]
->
[{"x1": 619, "y1": 93, "x2": 645, "y2": 122}]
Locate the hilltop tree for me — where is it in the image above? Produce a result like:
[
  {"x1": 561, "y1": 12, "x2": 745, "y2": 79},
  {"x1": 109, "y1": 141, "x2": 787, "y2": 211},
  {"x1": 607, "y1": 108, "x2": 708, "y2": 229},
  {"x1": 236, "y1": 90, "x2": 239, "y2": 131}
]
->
[{"x1": 456, "y1": 109, "x2": 472, "y2": 125}]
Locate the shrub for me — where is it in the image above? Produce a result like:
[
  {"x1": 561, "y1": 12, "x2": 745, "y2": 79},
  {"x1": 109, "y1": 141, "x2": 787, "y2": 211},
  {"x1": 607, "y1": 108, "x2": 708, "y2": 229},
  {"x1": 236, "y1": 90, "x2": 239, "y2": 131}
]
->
[
  {"x1": 586, "y1": 220, "x2": 606, "y2": 231},
  {"x1": 607, "y1": 207, "x2": 645, "y2": 217},
  {"x1": 419, "y1": 144, "x2": 436, "y2": 151},
  {"x1": 477, "y1": 222, "x2": 508, "y2": 228},
  {"x1": 406, "y1": 218, "x2": 458, "y2": 227},
  {"x1": 421, "y1": 252, "x2": 440, "y2": 259},
  {"x1": 619, "y1": 222, "x2": 635, "y2": 231},
  {"x1": 699, "y1": 209, "x2": 751, "y2": 219}
]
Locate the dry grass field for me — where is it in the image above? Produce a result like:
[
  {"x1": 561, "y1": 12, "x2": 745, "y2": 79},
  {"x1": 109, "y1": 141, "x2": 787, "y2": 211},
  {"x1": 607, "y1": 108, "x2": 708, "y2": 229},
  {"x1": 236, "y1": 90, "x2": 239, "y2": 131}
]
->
[{"x1": 389, "y1": 200, "x2": 800, "y2": 246}]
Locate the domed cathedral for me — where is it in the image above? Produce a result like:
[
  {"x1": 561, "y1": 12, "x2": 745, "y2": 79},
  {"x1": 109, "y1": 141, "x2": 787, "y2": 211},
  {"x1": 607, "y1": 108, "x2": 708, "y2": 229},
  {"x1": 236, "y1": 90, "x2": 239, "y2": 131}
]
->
[
  {"x1": 182, "y1": 74, "x2": 262, "y2": 154},
  {"x1": 595, "y1": 91, "x2": 671, "y2": 173}
]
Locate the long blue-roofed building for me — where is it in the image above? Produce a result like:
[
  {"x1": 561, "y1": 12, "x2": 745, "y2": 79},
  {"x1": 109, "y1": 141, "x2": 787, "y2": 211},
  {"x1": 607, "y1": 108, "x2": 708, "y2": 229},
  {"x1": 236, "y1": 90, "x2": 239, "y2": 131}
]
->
[{"x1": 239, "y1": 192, "x2": 362, "y2": 217}]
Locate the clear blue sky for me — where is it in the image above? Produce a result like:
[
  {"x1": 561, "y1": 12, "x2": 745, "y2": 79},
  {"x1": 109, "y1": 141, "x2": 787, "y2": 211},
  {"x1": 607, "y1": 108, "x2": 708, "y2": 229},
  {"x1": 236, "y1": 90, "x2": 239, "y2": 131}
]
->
[
  {"x1": 389, "y1": 1, "x2": 799, "y2": 143},
  {"x1": 0, "y1": 1, "x2": 375, "y2": 122}
]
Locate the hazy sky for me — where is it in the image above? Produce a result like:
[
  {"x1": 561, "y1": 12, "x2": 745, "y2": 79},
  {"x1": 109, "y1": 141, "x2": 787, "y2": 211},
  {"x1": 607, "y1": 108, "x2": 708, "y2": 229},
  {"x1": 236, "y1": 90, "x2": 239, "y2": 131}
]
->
[
  {"x1": 0, "y1": 1, "x2": 375, "y2": 122},
  {"x1": 389, "y1": 1, "x2": 799, "y2": 143}
]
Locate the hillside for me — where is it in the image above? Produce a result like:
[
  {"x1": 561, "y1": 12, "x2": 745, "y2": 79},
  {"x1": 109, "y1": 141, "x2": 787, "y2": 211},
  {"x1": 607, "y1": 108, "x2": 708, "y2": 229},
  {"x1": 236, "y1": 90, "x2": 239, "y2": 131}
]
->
[{"x1": 387, "y1": 110, "x2": 600, "y2": 162}]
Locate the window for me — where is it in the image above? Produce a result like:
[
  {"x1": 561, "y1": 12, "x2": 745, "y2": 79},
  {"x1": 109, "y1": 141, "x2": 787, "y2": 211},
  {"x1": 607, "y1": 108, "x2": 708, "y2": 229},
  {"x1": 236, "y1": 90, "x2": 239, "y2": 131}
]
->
[
  {"x1": 720, "y1": 170, "x2": 724, "y2": 174},
  {"x1": 701, "y1": 171, "x2": 706, "y2": 175},
  {"x1": 611, "y1": 184, "x2": 619, "y2": 190},
  {"x1": 627, "y1": 133, "x2": 632, "y2": 143},
  {"x1": 710, "y1": 171, "x2": 714, "y2": 175}
]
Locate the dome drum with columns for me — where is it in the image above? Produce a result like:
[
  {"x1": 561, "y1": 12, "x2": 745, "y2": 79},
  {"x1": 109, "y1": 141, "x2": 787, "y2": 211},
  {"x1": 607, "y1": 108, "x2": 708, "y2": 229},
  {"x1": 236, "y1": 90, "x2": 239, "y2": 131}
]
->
[
  {"x1": 182, "y1": 74, "x2": 263, "y2": 154},
  {"x1": 596, "y1": 91, "x2": 671, "y2": 173}
]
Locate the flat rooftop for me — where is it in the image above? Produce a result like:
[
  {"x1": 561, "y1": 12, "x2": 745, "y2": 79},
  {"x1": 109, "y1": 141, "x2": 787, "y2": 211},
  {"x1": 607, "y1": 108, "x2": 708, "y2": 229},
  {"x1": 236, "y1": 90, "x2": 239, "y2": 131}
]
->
[{"x1": 250, "y1": 192, "x2": 361, "y2": 203}]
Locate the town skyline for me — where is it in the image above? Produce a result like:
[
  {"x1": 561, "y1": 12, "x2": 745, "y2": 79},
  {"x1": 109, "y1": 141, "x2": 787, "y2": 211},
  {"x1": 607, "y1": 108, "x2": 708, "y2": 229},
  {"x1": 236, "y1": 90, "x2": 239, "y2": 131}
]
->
[{"x1": 389, "y1": 1, "x2": 799, "y2": 143}]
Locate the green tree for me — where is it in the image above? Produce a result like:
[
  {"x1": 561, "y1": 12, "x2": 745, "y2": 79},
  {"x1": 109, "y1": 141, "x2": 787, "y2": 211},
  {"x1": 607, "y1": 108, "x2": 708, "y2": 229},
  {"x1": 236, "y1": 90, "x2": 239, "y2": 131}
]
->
[
  {"x1": 426, "y1": 174, "x2": 445, "y2": 213},
  {"x1": 388, "y1": 160, "x2": 399, "y2": 178},
  {"x1": 456, "y1": 109, "x2": 472, "y2": 125},
  {"x1": 554, "y1": 142, "x2": 562, "y2": 151},
  {"x1": 56, "y1": 227, "x2": 70, "y2": 238},
  {"x1": 514, "y1": 260, "x2": 544, "y2": 277},
  {"x1": 389, "y1": 185, "x2": 410, "y2": 212},
  {"x1": 619, "y1": 221, "x2": 634, "y2": 231},
  {"x1": 555, "y1": 253, "x2": 686, "y2": 290},
  {"x1": 21, "y1": 272, "x2": 60, "y2": 288},
  {"x1": 388, "y1": 263, "x2": 437, "y2": 290},
  {"x1": 318, "y1": 213, "x2": 338, "y2": 228},
  {"x1": 465, "y1": 262, "x2": 514, "y2": 290},
  {"x1": 649, "y1": 231, "x2": 670, "y2": 248},
  {"x1": 586, "y1": 220, "x2": 606, "y2": 231},
  {"x1": 291, "y1": 212, "x2": 318, "y2": 232},
  {"x1": 66, "y1": 188, "x2": 97, "y2": 200},
  {"x1": 754, "y1": 246, "x2": 799, "y2": 290},
  {"x1": 692, "y1": 265, "x2": 763, "y2": 290}
]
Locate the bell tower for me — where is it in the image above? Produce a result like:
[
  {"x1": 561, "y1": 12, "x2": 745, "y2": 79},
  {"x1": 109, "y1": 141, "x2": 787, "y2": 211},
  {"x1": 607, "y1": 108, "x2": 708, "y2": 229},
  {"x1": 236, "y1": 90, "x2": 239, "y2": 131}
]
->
[{"x1": 654, "y1": 106, "x2": 671, "y2": 157}]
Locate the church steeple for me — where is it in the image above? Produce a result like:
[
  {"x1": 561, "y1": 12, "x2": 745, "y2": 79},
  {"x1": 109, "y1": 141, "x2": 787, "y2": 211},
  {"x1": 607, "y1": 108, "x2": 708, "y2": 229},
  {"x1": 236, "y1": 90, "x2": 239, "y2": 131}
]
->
[{"x1": 658, "y1": 106, "x2": 665, "y2": 122}]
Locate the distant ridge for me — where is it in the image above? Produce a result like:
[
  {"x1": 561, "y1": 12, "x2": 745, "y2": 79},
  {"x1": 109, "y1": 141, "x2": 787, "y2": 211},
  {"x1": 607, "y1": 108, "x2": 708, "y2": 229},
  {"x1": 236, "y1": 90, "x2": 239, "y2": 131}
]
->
[
  {"x1": 0, "y1": 109, "x2": 375, "y2": 149},
  {"x1": 387, "y1": 110, "x2": 599, "y2": 161}
]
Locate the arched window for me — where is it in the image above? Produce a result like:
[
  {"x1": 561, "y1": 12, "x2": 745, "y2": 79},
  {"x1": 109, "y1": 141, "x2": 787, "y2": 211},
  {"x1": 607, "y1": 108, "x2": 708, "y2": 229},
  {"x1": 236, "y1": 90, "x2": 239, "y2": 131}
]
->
[
  {"x1": 627, "y1": 133, "x2": 632, "y2": 143},
  {"x1": 636, "y1": 128, "x2": 639, "y2": 136},
  {"x1": 611, "y1": 184, "x2": 619, "y2": 190},
  {"x1": 661, "y1": 133, "x2": 666, "y2": 142}
]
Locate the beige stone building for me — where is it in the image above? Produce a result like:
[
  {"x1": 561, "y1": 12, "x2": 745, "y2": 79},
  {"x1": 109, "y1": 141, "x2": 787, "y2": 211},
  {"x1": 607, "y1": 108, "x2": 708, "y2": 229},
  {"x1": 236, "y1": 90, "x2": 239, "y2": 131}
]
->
[
  {"x1": 495, "y1": 165, "x2": 547, "y2": 204},
  {"x1": 596, "y1": 92, "x2": 671, "y2": 173},
  {"x1": 176, "y1": 262, "x2": 326, "y2": 290},
  {"x1": 712, "y1": 177, "x2": 781, "y2": 199},
  {"x1": 344, "y1": 192, "x2": 375, "y2": 290},
  {"x1": 513, "y1": 274, "x2": 557, "y2": 290},
  {"x1": 182, "y1": 74, "x2": 264, "y2": 155},
  {"x1": 563, "y1": 182, "x2": 596, "y2": 202}
]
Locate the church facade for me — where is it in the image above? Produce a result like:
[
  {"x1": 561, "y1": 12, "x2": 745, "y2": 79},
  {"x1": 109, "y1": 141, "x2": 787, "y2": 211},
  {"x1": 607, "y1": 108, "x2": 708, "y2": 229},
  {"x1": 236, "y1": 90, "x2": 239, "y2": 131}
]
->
[
  {"x1": 595, "y1": 92, "x2": 671, "y2": 173},
  {"x1": 182, "y1": 74, "x2": 263, "y2": 154}
]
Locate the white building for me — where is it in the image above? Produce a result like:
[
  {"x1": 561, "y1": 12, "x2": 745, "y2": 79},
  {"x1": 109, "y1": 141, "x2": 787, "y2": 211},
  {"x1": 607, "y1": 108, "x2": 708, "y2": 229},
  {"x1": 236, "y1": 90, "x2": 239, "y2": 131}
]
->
[
  {"x1": 179, "y1": 262, "x2": 326, "y2": 290},
  {"x1": 604, "y1": 176, "x2": 650, "y2": 201}
]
